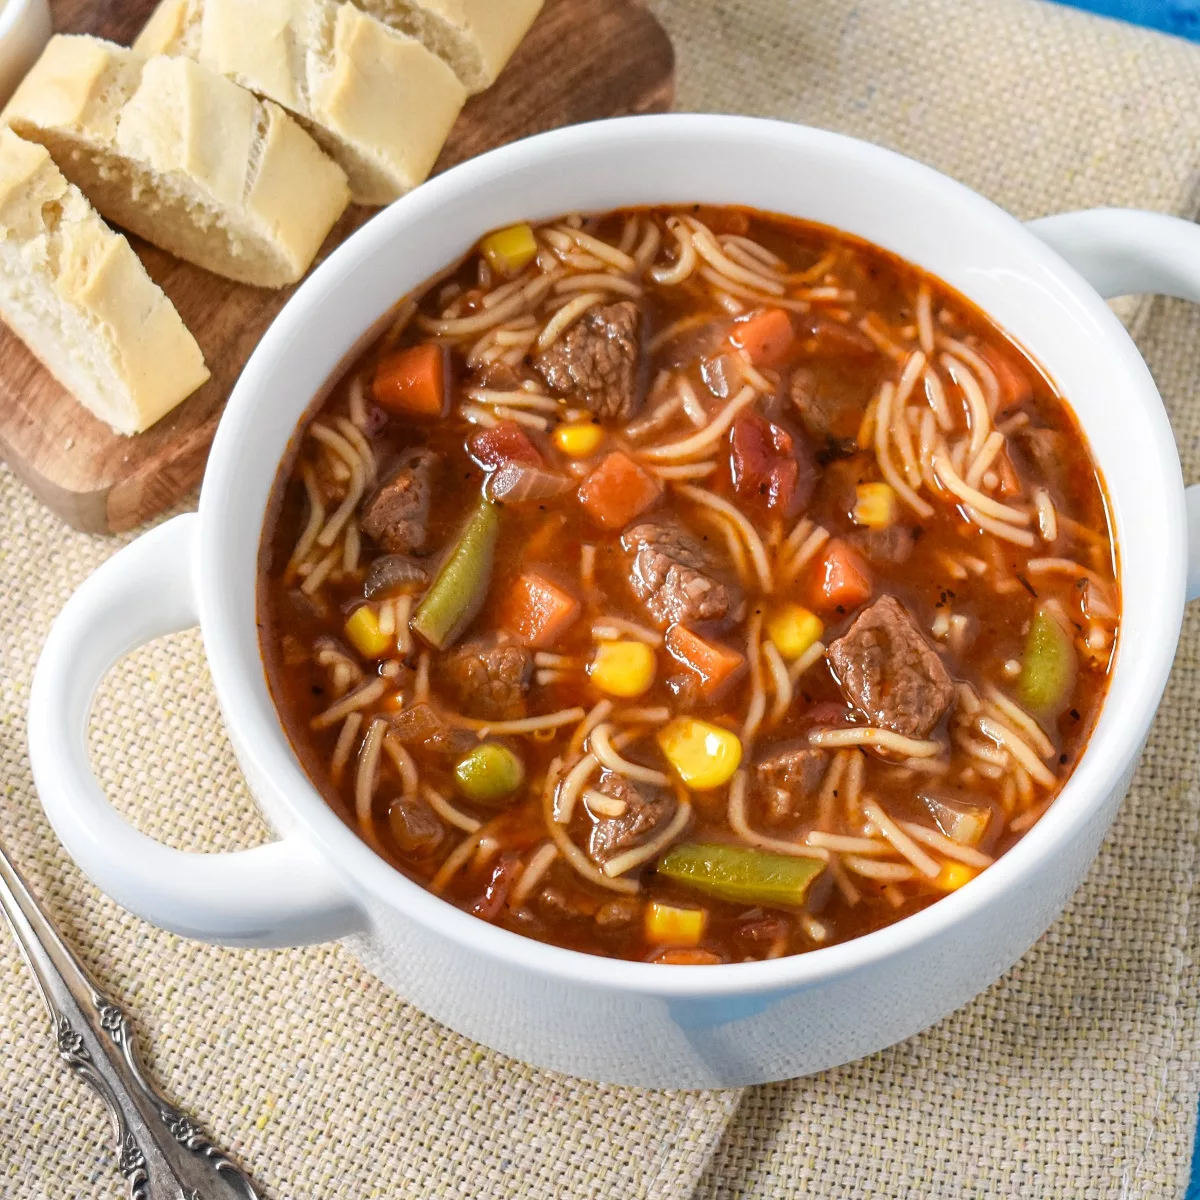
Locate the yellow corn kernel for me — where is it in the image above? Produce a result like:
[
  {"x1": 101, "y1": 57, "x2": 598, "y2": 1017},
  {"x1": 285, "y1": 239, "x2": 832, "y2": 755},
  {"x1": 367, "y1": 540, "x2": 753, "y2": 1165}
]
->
[
  {"x1": 554, "y1": 422, "x2": 605, "y2": 458},
  {"x1": 589, "y1": 640, "x2": 656, "y2": 698},
  {"x1": 344, "y1": 606, "x2": 390, "y2": 659},
  {"x1": 765, "y1": 603, "x2": 823, "y2": 661},
  {"x1": 657, "y1": 718, "x2": 743, "y2": 790},
  {"x1": 935, "y1": 862, "x2": 978, "y2": 891},
  {"x1": 480, "y1": 223, "x2": 538, "y2": 276},
  {"x1": 645, "y1": 901, "x2": 707, "y2": 946},
  {"x1": 853, "y1": 481, "x2": 897, "y2": 528}
]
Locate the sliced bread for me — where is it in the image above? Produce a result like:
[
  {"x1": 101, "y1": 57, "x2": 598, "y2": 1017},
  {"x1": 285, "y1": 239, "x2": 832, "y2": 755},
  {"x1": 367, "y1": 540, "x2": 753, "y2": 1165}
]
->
[
  {"x1": 3, "y1": 35, "x2": 350, "y2": 288},
  {"x1": 352, "y1": 0, "x2": 545, "y2": 94},
  {"x1": 135, "y1": 0, "x2": 467, "y2": 206},
  {"x1": 0, "y1": 127, "x2": 209, "y2": 435}
]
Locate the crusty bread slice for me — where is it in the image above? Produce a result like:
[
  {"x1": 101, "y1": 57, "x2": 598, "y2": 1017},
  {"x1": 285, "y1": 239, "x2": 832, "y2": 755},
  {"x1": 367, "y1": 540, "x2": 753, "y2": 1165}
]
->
[
  {"x1": 3, "y1": 35, "x2": 350, "y2": 288},
  {"x1": 0, "y1": 128, "x2": 209, "y2": 435},
  {"x1": 352, "y1": 0, "x2": 544, "y2": 93},
  {"x1": 135, "y1": 0, "x2": 467, "y2": 206}
]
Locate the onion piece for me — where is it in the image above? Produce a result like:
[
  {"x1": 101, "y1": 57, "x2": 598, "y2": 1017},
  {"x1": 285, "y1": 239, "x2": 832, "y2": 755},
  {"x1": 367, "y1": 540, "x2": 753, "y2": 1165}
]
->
[
  {"x1": 485, "y1": 461, "x2": 573, "y2": 503},
  {"x1": 363, "y1": 554, "x2": 429, "y2": 599}
]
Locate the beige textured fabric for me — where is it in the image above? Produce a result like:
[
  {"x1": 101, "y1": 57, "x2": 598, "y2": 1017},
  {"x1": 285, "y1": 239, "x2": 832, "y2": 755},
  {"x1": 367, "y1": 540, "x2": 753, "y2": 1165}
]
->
[
  {"x1": 2, "y1": 1, "x2": 1200, "y2": 1197},
  {"x1": 645, "y1": 0, "x2": 1200, "y2": 1195}
]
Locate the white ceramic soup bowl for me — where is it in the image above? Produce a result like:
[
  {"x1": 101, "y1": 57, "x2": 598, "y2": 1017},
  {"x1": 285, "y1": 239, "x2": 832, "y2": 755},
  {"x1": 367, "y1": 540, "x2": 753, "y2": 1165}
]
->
[{"x1": 27, "y1": 115, "x2": 1200, "y2": 1088}]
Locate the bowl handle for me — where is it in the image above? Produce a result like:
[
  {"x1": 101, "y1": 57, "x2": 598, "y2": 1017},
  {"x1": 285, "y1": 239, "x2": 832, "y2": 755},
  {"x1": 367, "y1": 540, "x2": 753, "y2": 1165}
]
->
[
  {"x1": 1028, "y1": 208, "x2": 1200, "y2": 601},
  {"x1": 27, "y1": 513, "x2": 366, "y2": 948}
]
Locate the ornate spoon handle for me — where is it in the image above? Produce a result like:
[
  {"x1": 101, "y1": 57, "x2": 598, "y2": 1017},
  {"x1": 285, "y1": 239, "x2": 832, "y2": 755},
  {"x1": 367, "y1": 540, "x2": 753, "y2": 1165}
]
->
[{"x1": 0, "y1": 841, "x2": 260, "y2": 1200}]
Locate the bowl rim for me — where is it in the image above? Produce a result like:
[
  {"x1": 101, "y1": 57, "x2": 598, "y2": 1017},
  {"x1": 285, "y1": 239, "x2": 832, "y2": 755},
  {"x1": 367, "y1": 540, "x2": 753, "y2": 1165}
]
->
[{"x1": 199, "y1": 113, "x2": 1186, "y2": 998}]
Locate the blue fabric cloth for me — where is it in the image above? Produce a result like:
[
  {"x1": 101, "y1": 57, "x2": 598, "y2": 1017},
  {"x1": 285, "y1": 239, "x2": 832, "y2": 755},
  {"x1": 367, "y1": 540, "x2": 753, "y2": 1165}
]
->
[{"x1": 1049, "y1": 0, "x2": 1200, "y2": 38}]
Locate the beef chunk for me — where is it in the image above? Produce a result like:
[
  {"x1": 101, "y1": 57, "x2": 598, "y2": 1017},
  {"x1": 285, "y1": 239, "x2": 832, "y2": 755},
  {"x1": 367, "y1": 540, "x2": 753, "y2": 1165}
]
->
[
  {"x1": 621, "y1": 521, "x2": 731, "y2": 627},
  {"x1": 360, "y1": 449, "x2": 439, "y2": 554},
  {"x1": 756, "y1": 743, "x2": 827, "y2": 823},
  {"x1": 756, "y1": 744, "x2": 828, "y2": 794},
  {"x1": 535, "y1": 300, "x2": 643, "y2": 422},
  {"x1": 827, "y1": 595, "x2": 954, "y2": 738},
  {"x1": 473, "y1": 359, "x2": 523, "y2": 391},
  {"x1": 789, "y1": 367, "x2": 862, "y2": 457},
  {"x1": 441, "y1": 637, "x2": 533, "y2": 720},
  {"x1": 387, "y1": 796, "x2": 445, "y2": 856},
  {"x1": 587, "y1": 770, "x2": 678, "y2": 864},
  {"x1": 388, "y1": 703, "x2": 474, "y2": 757}
]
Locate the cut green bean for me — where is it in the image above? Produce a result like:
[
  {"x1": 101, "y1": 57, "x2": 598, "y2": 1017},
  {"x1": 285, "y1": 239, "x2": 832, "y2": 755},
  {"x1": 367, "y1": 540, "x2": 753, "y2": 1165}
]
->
[{"x1": 657, "y1": 842, "x2": 824, "y2": 908}]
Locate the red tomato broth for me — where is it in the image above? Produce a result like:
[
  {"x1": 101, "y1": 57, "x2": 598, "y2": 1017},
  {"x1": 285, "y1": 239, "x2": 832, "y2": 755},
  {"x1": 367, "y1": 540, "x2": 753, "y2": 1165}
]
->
[{"x1": 258, "y1": 206, "x2": 1118, "y2": 964}]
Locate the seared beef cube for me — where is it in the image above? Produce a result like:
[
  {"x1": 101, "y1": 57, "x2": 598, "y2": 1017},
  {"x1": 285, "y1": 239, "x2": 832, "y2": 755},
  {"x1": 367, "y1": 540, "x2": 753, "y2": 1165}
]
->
[
  {"x1": 756, "y1": 744, "x2": 828, "y2": 794},
  {"x1": 441, "y1": 637, "x2": 533, "y2": 720},
  {"x1": 361, "y1": 449, "x2": 439, "y2": 554},
  {"x1": 827, "y1": 595, "x2": 954, "y2": 738},
  {"x1": 388, "y1": 703, "x2": 473, "y2": 757},
  {"x1": 387, "y1": 796, "x2": 445, "y2": 856},
  {"x1": 622, "y1": 521, "x2": 731, "y2": 627},
  {"x1": 535, "y1": 300, "x2": 643, "y2": 422},
  {"x1": 587, "y1": 770, "x2": 678, "y2": 864},
  {"x1": 756, "y1": 743, "x2": 827, "y2": 823}
]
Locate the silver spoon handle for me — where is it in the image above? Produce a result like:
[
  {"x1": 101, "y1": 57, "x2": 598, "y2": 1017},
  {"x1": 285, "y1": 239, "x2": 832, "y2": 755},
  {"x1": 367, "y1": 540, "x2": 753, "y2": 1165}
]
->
[{"x1": 0, "y1": 842, "x2": 260, "y2": 1200}]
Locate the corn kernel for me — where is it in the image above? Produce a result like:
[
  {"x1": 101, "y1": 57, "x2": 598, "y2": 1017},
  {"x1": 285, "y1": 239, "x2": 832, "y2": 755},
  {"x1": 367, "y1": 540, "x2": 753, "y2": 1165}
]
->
[
  {"x1": 765, "y1": 603, "x2": 823, "y2": 660},
  {"x1": 554, "y1": 422, "x2": 605, "y2": 458},
  {"x1": 657, "y1": 718, "x2": 743, "y2": 790},
  {"x1": 480, "y1": 223, "x2": 538, "y2": 276},
  {"x1": 589, "y1": 640, "x2": 656, "y2": 698},
  {"x1": 852, "y1": 482, "x2": 897, "y2": 528},
  {"x1": 344, "y1": 606, "x2": 390, "y2": 659},
  {"x1": 935, "y1": 862, "x2": 978, "y2": 891},
  {"x1": 645, "y1": 901, "x2": 707, "y2": 946}
]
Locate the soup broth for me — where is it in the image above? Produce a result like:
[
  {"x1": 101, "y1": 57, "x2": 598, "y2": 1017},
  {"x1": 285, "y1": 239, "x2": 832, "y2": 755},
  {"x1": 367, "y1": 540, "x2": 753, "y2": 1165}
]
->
[{"x1": 258, "y1": 206, "x2": 1117, "y2": 964}]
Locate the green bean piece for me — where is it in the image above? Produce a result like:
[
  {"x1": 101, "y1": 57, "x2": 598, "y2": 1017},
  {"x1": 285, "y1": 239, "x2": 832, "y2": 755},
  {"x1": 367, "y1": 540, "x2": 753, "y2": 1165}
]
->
[
  {"x1": 656, "y1": 843, "x2": 825, "y2": 908},
  {"x1": 455, "y1": 743, "x2": 525, "y2": 805},
  {"x1": 1018, "y1": 606, "x2": 1077, "y2": 716},
  {"x1": 411, "y1": 497, "x2": 499, "y2": 650}
]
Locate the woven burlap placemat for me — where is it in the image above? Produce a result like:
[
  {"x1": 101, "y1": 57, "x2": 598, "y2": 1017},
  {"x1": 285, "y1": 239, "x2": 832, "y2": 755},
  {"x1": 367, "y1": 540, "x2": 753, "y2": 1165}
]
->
[{"x1": 3, "y1": 0, "x2": 1200, "y2": 1195}]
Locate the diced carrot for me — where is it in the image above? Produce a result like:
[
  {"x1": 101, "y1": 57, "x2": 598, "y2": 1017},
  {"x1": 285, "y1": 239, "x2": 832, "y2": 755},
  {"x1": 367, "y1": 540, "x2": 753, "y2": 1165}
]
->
[
  {"x1": 577, "y1": 451, "x2": 662, "y2": 529},
  {"x1": 469, "y1": 421, "x2": 544, "y2": 469},
  {"x1": 372, "y1": 343, "x2": 449, "y2": 419},
  {"x1": 730, "y1": 307, "x2": 794, "y2": 367},
  {"x1": 665, "y1": 625, "x2": 746, "y2": 698},
  {"x1": 501, "y1": 572, "x2": 581, "y2": 648},
  {"x1": 978, "y1": 345, "x2": 1032, "y2": 409},
  {"x1": 810, "y1": 539, "x2": 872, "y2": 612}
]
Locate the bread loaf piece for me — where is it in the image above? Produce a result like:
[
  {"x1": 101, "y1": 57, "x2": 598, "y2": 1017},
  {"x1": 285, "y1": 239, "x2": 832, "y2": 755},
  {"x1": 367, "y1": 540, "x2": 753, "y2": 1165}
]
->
[
  {"x1": 353, "y1": 0, "x2": 544, "y2": 93},
  {"x1": 135, "y1": 0, "x2": 467, "y2": 206},
  {"x1": 0, "y1": 128, "x2": 209, "y2": 435},
  {"x1": 3, "y1": 35, "x2": 350, "y2": 287}
]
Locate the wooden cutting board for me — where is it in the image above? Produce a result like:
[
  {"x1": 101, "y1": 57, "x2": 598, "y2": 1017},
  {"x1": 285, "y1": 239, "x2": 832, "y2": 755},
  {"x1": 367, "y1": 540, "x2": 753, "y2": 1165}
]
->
[{"x1": 0, "y1": 0, "x2": 674, "y2": 533}]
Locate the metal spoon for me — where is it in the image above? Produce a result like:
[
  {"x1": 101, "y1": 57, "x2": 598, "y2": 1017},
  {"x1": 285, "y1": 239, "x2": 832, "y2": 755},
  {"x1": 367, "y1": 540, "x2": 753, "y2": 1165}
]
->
[{"x1": 0, "y1": 840, "x2": 261, "y2": 1199}]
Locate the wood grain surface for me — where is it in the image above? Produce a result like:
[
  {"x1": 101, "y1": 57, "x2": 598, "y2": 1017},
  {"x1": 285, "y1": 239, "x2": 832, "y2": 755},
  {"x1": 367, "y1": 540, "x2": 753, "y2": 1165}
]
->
[{"x1": 0, "y1": 0, "x2": 674, "y2": 532}]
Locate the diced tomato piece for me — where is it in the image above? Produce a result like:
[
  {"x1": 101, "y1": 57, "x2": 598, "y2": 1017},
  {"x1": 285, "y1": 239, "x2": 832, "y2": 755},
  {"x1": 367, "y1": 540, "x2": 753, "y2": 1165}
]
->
[
  {"x1": 810, "y1": 538, "x2": 872, "y2": 612},
  {"x1": 372, "y1": 343, "x2": 450, "y2": 418},
  {"x1": 730, "y1": 308, "x2": 794, "y2": 367},
  {"x1": 693, "y1": 206, "x2": 749, "y2": 235},
  {"x1": 577, "y1": 451, "x2": 662, "y2": 528},
  {"x1": 501, "y1": 572, "x2": 581, "y2": 648},
  {"x1": 729, "y1": 413, "x2": 814, "y2": 515},
  {"x1": 469, "y1": 420, "x2": 544, "y2": 469},
  {"x1": 665, "y1": 624, "x2": 746, "y2": 699}
]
